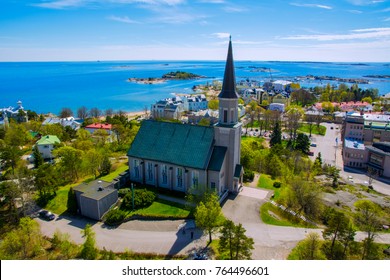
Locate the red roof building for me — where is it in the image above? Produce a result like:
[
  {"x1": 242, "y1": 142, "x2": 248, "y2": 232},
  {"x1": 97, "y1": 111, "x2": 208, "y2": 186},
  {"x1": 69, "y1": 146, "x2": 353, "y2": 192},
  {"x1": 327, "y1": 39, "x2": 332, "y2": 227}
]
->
[{"x1": 85, "y1": 123, "x2": 113, "y2": 135}]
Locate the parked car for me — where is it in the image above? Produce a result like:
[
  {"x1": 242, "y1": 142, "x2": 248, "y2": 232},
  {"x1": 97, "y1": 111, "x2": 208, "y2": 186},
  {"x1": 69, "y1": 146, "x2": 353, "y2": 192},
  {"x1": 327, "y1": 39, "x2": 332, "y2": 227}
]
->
[
  {"x1": 383, "y1": 246, "x2": 390, "y2": 256},
  {"x1": 310, "y1": 143, "x2": 317, "y2": 147},
  {"x1": 39, "y1": 210, "x2": 55, "y2": 221},
  {"x1": 330, "y1": 126, "x2": 334, "y2": 129},
  {"x1": 307, "y1": 151, "x2": 314, "y2": 156}
]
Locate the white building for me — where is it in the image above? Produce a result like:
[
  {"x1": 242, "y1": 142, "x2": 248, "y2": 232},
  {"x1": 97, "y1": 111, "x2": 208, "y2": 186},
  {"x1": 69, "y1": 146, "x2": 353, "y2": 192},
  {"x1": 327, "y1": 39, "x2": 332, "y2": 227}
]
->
[
  {"x1": 42, "y1": 116, "x2": 81, "y2": 130},
  {"x1": 35, "y1": 135, "x2": 61, "y2": 160},
  {"x1": 0, "y1": 100, "x2": 28, "y2": 122},
  {"x1": 151, "y1": 97, "x2": 184, "y2": 120},
  {"x1": 269, "y1": 103, "x2": 285, "y2": 113},
  {"x1": 182, "y1": 94, "x2": 208, "y2": 111},
  {"x1": 272, "y1": 80, "x2": 292, "y2": 92}
]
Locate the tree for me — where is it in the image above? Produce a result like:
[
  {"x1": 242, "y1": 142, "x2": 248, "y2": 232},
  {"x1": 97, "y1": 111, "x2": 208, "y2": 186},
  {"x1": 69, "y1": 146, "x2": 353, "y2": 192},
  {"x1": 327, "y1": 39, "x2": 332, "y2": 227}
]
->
[
  {"x1": 89, "y1": 107, "x2": 101, "y2": 118},
  {"x1": 77, "y1": 106, "x2": 89, "y2": 119},
  {"x1": 194, "y1": 192, "x2": 224, "y2": 243},
  {"x1": 105, "y1": 108, "x2": 114, "y2": 117},
  {"x1": 67, "y1": 187, "x2": 78, "y2": 215},
  {"x1": 83, "y1": 149, "x2": 102, "y2": 178},
  {"x1": 289, "y1": 178, "x2": 322, "y2": 219},
  {"x1": 269, "y1": 121, "x2": 282, "y2": 147},
  {"x1": 4, "y1": 123, "x2": 30, "y2": 147},
  {"x1": 218, "y1": 219, "x2": 254, "y2": 260},
  {"x1": 0, "y1": 180, "x2": 21, "y2": 222},
  {"x1": 208, "y1": 99, "x2": 219, "y2": 110},
  {"x1": 0, "y1": 142, "x2": 22, "y2": 174},
  {"x1": 354, "y1": 200, "x2": 381, "y2": 260},
  {"x1": 294, "y1": 133, "x2": 310, "y2": 154},
  {"x1": 99, "y1": 155, "x2": 111, "y2": 176},
  {"x1": 59, "y1": 107, "x2": 73, "y2": 118},
  {"x1": 198, "y1": 118, "x2": 211, "y2": 126},
  {"x1": 80, "y1": 224, "x2": 98, "y2": 260},
  {"x1": 313, "y1": 152, "x2": 323, "y2": 173},
  {"x1": 285, "y1": 105, "x2": 303, "y2": 141},
  {"x1": 53, "y1": 146, "x2": 83, "y2": 181},
  {"x1": 291, "y1": 232, "x2": 326, "y2": 260},
  {"x1": 322, "y1": 210, "x2": 352, "y2": 259},
  {"x1": 34, "y1": 164, "x2": 59, "y2": 202},
  {"x1": 32, "y1": 145, "x2": 43, "y2": 168},
  {"x1": 0, "y1": 218, "x2": 44, "y2": 259}
]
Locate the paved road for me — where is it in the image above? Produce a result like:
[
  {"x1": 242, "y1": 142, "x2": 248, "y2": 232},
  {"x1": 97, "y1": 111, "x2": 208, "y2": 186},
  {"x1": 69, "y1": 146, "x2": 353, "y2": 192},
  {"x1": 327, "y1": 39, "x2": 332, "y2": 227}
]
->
[{"x1": 36, "y1": 186, "x2": 390, "y2": 260}]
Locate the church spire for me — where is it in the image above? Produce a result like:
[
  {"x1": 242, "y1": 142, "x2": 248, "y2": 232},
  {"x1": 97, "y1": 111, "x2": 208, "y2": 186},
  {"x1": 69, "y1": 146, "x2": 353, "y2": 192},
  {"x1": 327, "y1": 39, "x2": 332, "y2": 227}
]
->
[{"x1": 218, "y1": 36, "x2": 239, "y2": 99}]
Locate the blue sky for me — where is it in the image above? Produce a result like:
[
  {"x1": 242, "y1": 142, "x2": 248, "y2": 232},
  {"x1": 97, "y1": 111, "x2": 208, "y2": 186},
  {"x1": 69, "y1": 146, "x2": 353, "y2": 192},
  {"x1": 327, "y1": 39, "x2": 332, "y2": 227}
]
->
[{"x1": 1, "y1": 0, "x2": 389, "y2": 61}]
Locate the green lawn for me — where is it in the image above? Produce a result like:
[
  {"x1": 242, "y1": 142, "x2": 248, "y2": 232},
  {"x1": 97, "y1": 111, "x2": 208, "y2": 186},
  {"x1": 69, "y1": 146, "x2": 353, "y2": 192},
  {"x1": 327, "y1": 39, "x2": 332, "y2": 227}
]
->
[
  {"x1": 257, "y1": 174, "x2": 282, "y2": 199},
  {"x1": 100, "y1": 164, "x2": 129, "y2": 182},
  {"x1": 134, "y1": 199, "x2": 191, "y2": 218},
  {"x1": 44, "y1": 183, "x2": 79, "y2": 215},
  {"x1": 260, "y1": 202, "x2": 310, "y2": 227},
  {"x1": 125, "y1": 199, "x2": 191, "y2": 219},
  {"x1": 298, "y1": 123, "x2": 326, "y2": 136}
]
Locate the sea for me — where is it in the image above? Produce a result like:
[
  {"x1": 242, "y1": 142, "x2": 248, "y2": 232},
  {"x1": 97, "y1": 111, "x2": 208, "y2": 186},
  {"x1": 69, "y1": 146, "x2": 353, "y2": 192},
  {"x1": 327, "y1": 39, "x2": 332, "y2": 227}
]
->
[{"x1": 0, "y1": 61, "x2": 389, "y2": 115}]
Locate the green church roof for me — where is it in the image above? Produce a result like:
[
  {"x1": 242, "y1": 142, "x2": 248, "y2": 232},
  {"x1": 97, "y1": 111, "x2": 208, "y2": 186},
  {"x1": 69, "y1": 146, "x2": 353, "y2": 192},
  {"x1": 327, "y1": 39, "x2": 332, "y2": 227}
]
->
[
  {"x1": 36, "y1": 135, "x2": 60, "y2": 146},
  {"x1": 127, "y1": 120, "x2": 215, "y2": 170}
]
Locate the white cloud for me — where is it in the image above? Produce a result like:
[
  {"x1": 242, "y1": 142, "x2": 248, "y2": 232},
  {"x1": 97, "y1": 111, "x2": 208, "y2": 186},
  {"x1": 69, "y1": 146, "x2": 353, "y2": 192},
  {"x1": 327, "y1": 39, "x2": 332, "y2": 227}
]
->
[
  {"x1": 348, "y1": 9, "x2": 363, "y2": 13},
  {"x1": 197, "y1": 0, "x2": 225, "y2": 3},
  {"x1": 384, "y1": 17, "x2": 390, "y2": 21},
  {"x1": 107, "y1": 15, "x2": 140, "y2": 24},
  {"x1": 32, "y1": 0, "x2": 185, "y2": 9},
  {"x1": 212, "y1": 33, "x2": 230, "y2": 39},
  {"x1": 345, "y1": 0, "x2": 385, "y2": 5},
  {"x1": 290, "y1": 3, "x2": 333, "y2": 9},
  {"x1": 223, "y1": 6, "x2": 247, "y2": 13},
  {"x1": 282, "y1": 27, "x2": 390, "y2": 41},
  {"x1": 32, "y1": 0, "x2": 90, "y2": 9}
]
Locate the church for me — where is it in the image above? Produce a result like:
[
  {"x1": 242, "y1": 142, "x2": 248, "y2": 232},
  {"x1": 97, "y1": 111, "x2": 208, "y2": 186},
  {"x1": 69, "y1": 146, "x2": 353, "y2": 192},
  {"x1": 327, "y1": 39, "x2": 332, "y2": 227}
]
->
[{"x1": 127, "y1": 38, "x2": 243, "y2": 197}]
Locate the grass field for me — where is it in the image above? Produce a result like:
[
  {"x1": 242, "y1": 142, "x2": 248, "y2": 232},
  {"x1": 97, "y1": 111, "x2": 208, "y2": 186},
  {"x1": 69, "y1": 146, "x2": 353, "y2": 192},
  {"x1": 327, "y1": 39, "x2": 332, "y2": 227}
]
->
[
  {"x1": 132, "y1": 199, "x2": 191, "y2": 219},
  {"x1": 44, "y1": 182, "x2": 78, "y2": 215},
  {"x1": 298, "y1": 123, "x2": 326, "y2": 136}
]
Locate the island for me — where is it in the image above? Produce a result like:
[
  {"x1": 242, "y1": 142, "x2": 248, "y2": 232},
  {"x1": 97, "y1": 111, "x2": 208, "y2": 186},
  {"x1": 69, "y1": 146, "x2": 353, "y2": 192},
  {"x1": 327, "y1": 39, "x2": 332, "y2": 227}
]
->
[{"x1": 128, "y1": 71, "x2": 206, "y2": 84}]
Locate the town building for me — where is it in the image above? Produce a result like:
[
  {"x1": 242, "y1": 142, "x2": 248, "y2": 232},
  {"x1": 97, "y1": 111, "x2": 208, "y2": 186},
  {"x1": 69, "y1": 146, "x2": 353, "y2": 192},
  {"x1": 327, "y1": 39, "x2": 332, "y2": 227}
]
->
[
  {"x1": 0, "y1": 100, "x2": 28, "y2": 123},
  {"x1": 272, "y1": 80, "x2": 292, "y2": 93},
  {"x1": 42, "y1": 116, "x2": 81, "y2": 130},
  {"x1": 182, "y1": 94, "x2": 208, "y2": 111},
  {"x1": 85, "y1": 123, "x2": 113, "y2": 135},
  {"x1": 73, "y1": 180, "x2": 118, "y2": 220},
  {"x1": 35, "y1": 135, "x2": 61, "y2": 160},
  {"x1": 150, "y1": 97, "x2": 184, "y2": 120},
  {"x1": 127, "y1": 38, "x2": 243, "y2": 198},
  {"x1": 341, "y1": 112, "x2": 390, "y2": 177},
  {"x1": 269, "y1": 103, "x2": 285, "y2": 113}
]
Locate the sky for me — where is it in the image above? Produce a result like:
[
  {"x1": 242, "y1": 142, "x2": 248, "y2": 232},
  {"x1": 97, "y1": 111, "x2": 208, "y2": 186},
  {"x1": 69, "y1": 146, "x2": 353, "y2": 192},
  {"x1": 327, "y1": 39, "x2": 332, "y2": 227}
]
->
[{"x1": 1, "y1": 0, "x2": 390, "y2": 62}]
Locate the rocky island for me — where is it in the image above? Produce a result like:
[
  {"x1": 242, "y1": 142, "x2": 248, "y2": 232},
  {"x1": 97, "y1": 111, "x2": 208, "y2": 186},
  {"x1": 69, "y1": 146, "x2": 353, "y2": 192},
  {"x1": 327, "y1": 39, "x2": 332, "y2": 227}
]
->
[{"x1": 128, "y1": 71, "x2": 206, "y2": 84}]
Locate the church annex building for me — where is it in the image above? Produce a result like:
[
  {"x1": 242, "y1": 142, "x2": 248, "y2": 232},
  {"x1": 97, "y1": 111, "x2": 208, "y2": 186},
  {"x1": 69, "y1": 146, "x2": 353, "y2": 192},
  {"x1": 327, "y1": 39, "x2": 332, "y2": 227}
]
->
[{"x1": 127, "y1": 38, "x2": 243, "y2": 197}]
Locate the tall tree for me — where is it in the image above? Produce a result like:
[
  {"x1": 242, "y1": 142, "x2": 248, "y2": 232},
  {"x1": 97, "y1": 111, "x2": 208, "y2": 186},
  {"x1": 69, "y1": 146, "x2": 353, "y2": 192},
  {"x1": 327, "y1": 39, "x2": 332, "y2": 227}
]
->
[
  {"x1": 322, "y1": 210, "x2": 351, "y2": 259},
  {"x1": 53, "y1": 146, "x2": 83, "y2": 181},
  {"x1": 285, "y1": 105, "x2": 303, "y2": 141},
  {"x1": 269, "y1": 121, "x2": 282, "y2": 147},
  {"x1": 32, "y1": 145, "x2": 44, "y2": 168},
  {"x1": 59, "y1": 107, "x2": 73, "y2": 118},
  {"x1": 219, "y1": 219, "x2": 254, "y2": 260},
  {"x1": 77, "y1": 106, "x2": 89, "y2": 119},
  {"x1": 194, "y1": 192, "x2": 224, "y2": 243},
  {"x1": 354, "y1": 200, "x2": 381, "y2": 260},
  {"x1": 292, "y1": 232, "x2": 326, "y2": 260},
  {"x1": 89, "y1": 107, "x2": 101, "y2": 118},
  {"x1": 294, "y1": 133, "x2": 310, "y2": 154},
  {"x1": 80, "y1": 224, "x2": 98, "y2": 260}
]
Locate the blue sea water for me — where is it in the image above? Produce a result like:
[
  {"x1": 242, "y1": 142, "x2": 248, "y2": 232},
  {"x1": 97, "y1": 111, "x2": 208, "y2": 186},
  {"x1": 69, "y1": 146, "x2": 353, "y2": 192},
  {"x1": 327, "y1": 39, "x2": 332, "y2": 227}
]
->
[{"x1": 0, "y1": 61, "x2": 389, "y2": 115}]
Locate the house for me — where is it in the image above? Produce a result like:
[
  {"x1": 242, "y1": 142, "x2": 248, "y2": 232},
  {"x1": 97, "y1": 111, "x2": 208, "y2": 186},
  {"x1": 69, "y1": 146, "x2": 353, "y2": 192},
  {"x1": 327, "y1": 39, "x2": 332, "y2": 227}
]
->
[
  {"x1": 73, "y1": 180, "x2": 118, "y2": 220},
  {"x1": 182, "y1": 94, "x2": 208, "y2": 111},
  {"x1": 0, "y1": 100, "x2": 28, "y2": 123},
  {"x1": 35, "y1": 135, "x2": 60, "y2": 160},
  {"x1": 272, "y1": 80, "x2": 292, "y2": 93},
  {"x1": 0, "y1": 113, "x2": 9, "y2": 128},
  {"x1": 187, "y1": 109, "x2": 218, "y2": 125},
  {"x1": 127, "y1": 38, "x2": 243, "y2": 198},
  {"x1": 42, "y1": 116, "x2": 81, "y2": 130},
  {"x1": 85, "y1": 123, "x2": 113, "y2": 135},
  {"x1": 269, "y1": 103, "x2": 285, "y2": 113},
  {"x1": 151, "y1": 97, "x2": 184, "y2": 120}
]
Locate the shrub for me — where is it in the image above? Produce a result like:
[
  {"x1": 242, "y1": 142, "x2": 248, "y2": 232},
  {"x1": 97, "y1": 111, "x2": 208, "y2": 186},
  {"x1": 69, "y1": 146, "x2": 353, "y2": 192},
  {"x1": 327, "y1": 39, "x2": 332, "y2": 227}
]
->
[
  {"x1": 104, "y1": 209, "x2": 126, "y2": 225},
  {"x1": 273, "y1": 182, "x2": 281, "y2": 188},
  {"x1": 122, "y1": 189, "x2": 156, "y2": 210},
  {"x1": 118, "y1": 188, "x2": 131, "y2": 198},
  {"x1": 243, "y1": 170, "x2": 255, "y2": 182}
]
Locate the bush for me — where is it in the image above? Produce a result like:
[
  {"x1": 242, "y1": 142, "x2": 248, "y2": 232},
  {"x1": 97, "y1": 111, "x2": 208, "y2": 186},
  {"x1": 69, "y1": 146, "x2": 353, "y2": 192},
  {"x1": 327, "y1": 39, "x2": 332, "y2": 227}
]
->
[
  {"x1": 273, "y1": 182, "x2": 281, "y2": 188},
  {"x1": 104, "y1": 209, "x2": 126, "y2": 225},
  {"x1": 243, "y1": 170, "x2": 255, "y2": 182},
  {"x1": 122, "y1": 189, "x2": 156, "y2": 210},
  {"x1": 118, "y1": 188, "x2": 131, "y2": 198}
]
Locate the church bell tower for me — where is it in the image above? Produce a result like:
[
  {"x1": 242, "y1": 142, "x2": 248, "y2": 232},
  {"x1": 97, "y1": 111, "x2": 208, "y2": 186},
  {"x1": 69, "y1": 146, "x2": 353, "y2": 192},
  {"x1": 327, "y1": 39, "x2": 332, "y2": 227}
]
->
[{"x1": 214, "y1": 36, "x2": 243, "y2": 193}]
